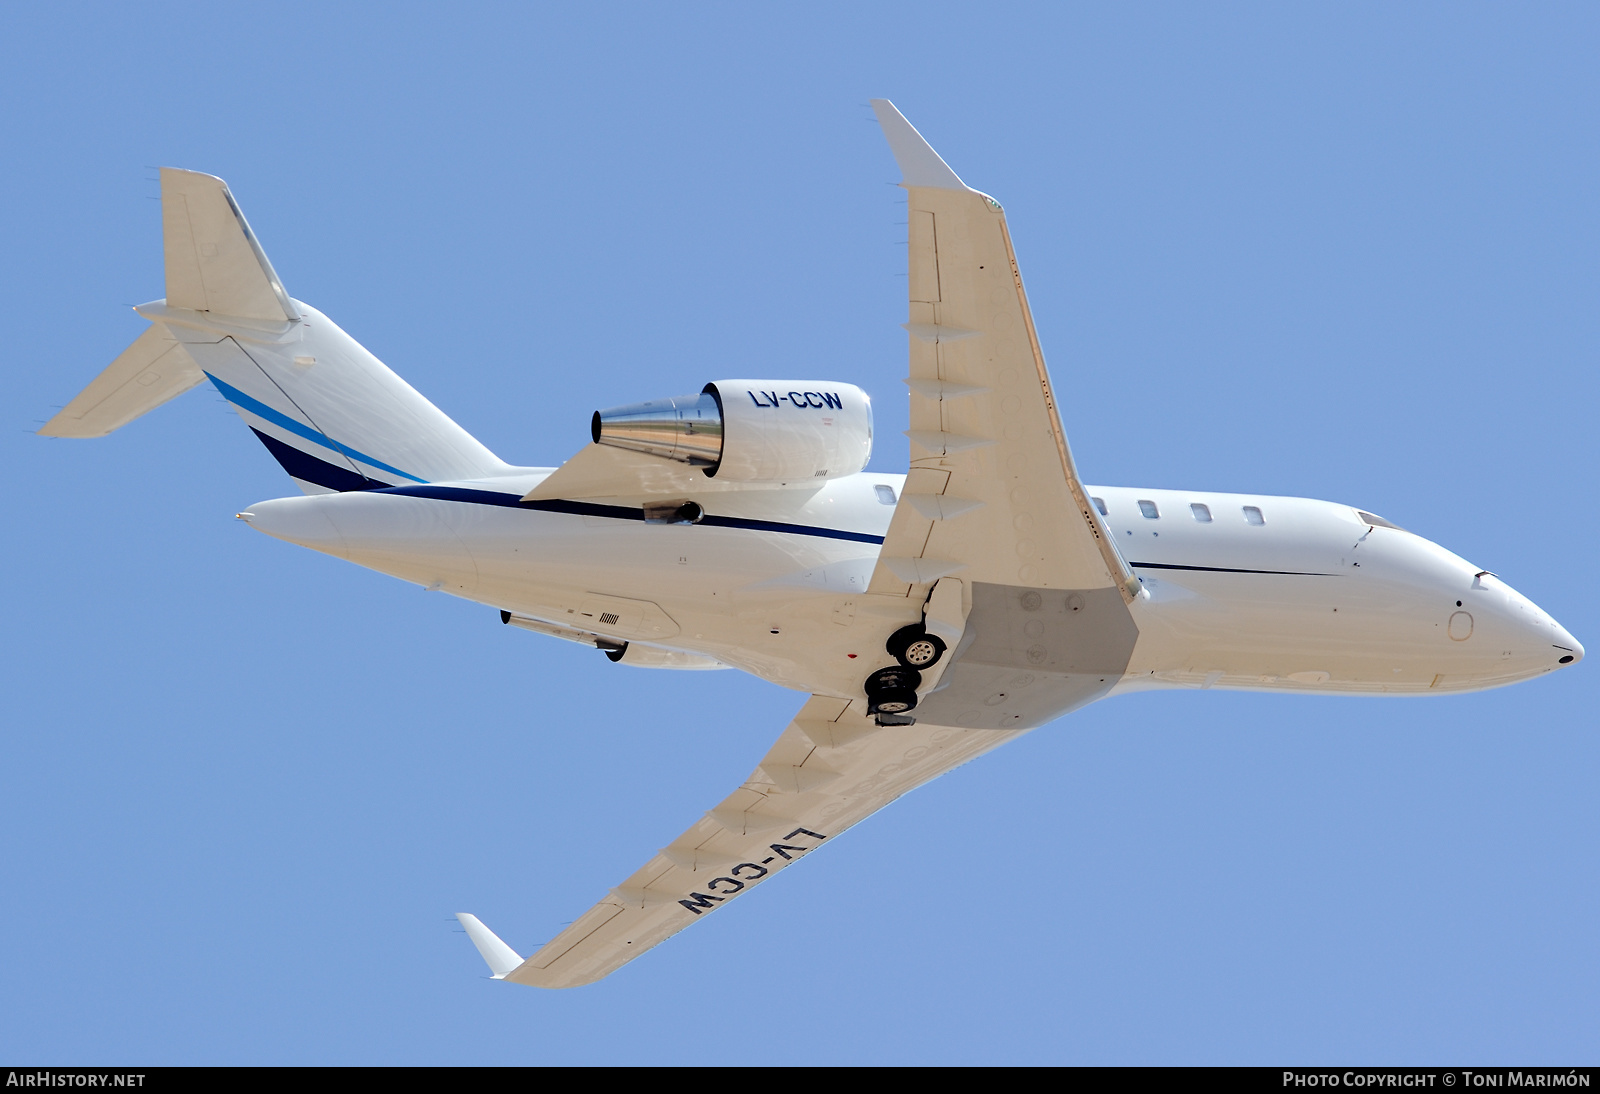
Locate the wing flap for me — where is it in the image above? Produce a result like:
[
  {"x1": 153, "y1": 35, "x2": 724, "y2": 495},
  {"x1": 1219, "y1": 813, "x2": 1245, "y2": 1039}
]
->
[{"x1": 503, "y1": 695, "x2": 1021, "y2": 987}]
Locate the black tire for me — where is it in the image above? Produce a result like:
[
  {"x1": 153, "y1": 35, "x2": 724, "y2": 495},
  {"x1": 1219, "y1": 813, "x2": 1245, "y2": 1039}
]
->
[
  {"x1": 869, "y1": 687, "x2": 918, "y2": 714},
  {"x1": 886, "y1": 624, "x2": 946, "y2": 670},
  {"x1": 865, "y1": 665, "x2": 922, "y2": 715}
]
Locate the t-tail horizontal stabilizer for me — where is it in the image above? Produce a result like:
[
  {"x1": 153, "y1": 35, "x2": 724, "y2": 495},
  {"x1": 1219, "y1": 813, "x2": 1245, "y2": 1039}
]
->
[{"x1": 455, "y1": 913, "x2": 523, "y2": 979}]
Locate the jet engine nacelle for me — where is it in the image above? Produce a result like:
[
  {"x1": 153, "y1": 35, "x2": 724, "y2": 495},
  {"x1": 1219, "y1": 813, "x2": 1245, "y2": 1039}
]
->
[{"x1": 592, "y1": 380, "x2": 872, "y2": 484}]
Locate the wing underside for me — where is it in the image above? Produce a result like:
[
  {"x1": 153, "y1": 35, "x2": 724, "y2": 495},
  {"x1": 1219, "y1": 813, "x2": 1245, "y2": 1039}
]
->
[
  {"x1": 866, "y1": 99, "x2": 1136, "y2": 606},
  {"x1": 862, "y1": 100, "x2": 1142, "y2": 729},
  {"x1": 505, "y1": 694, "x2": 1020, "y2": 987}
]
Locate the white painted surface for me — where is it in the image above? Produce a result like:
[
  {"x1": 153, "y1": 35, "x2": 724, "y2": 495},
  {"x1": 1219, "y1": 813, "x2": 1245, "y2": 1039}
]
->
[{"x1": 454, "y1": 914, "x2": 523, "y2": 979}]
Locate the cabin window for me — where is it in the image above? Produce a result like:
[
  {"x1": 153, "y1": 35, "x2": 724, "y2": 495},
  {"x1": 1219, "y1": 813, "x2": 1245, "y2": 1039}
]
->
[
  {"x1": 1190, "y1": 503, "x2": 1212, "y2": 523},
  {"x1": 1243, "y1": 505, "x2": 1265, "y2": 526},
  {"x1": 1091, "y1": 497, "x2": 1108, "y2": 516},
  {"x1": 1138, "y1": 499, "x2": 1159, "y2": 519},
  {"x1": 875, "y1": 484, "x2": 897, "y2": 505},
  {"x1": 1356, "y1": 509, "x2": 1405, "y2": 531}
]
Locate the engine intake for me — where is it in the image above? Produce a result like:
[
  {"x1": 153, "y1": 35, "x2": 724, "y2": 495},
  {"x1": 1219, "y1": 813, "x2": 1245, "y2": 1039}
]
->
[{"x1": 593, "y1": 380, "x2": 872, "y2": 483}]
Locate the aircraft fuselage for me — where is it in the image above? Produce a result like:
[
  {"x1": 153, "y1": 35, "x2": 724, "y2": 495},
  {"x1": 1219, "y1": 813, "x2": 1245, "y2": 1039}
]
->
[{"x1": 241, "y1": 472, "x2": 1581, "y2": 719}]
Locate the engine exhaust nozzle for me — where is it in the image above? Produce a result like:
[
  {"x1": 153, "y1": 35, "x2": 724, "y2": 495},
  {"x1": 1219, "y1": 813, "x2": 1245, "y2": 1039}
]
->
[{"x1": 592, "y1": 390, "x2": 723, "y2": 468}]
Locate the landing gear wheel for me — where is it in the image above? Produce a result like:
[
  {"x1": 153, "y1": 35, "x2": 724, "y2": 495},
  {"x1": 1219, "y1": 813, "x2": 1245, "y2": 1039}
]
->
[
  {"x1": 865, "y1": 665, "x2": 922, "y2": 716},
  {"x1": 887, "y1": 624, "x2": 946, "y2": 670}
]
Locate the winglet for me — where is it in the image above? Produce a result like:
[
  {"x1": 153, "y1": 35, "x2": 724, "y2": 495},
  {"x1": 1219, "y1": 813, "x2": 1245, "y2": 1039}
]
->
[
  {"x1": 870, "y1": 100, "x2": 969, "y2": 191},
  {"x1": 455, "y1": 913, "x2": 524, "y2": 979}
]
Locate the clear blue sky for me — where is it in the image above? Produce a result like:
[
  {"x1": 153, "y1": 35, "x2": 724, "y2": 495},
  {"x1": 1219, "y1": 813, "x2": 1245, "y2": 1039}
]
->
[{"x1": 5, "y1": 1, "x2": 1595, "y2": 1065}]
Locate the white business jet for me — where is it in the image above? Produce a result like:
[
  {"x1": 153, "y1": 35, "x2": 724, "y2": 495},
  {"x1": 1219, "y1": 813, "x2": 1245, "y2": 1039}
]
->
[{"x1": 43, "y1": 102, "x2": 1580, "y2": 988}]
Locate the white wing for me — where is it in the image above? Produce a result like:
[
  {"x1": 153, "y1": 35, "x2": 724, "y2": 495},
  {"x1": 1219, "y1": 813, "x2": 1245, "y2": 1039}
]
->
[
  {"x1": 503, "y1": 694, "x2": 1020, "y2": 988},
  {"x1": 865, "y1": 100, "x2": 1142, "y2": 731},
  {"x1": 486, "y1": 105, "x2": 1145, "y2": 988},
  {"x1": 867, "y1": 100, "x2": 1136, "y2": 604}
]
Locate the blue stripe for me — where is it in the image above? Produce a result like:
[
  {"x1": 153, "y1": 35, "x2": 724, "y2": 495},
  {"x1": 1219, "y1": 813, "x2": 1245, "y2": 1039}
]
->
[
  {"x1": 205, "y1": 373, "x2": 427, "y2": 484},
  {"x1": 374, "y1": 484, "x2": 888, "y2": 545}
]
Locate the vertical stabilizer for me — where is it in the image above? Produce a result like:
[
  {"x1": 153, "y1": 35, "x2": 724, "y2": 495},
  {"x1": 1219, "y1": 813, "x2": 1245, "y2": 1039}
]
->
[
  {"x1": 44, "y1": 168, "x2": 513, "y2": 489},
  {"x1": 161, "y1": 168, "x2": 297, "y2": 321}
]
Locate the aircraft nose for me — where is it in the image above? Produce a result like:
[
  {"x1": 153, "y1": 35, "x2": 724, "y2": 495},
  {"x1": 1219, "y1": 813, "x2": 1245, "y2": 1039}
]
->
[
  {"x1": 1459, "y1": 570, "x2": 1581, "y2": 676},
  {"x1": 1508, "y1": 588, "x2": 1582, "y2": 670},
  {"x1": 1552, "y1": 626, "x2": 1583, "y2": 667}
]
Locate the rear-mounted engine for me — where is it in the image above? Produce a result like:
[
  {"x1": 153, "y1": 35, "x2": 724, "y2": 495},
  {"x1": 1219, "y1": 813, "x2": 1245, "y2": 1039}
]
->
[{"x1": 592, "y1": 380, "x2": 872, "y2": 484}]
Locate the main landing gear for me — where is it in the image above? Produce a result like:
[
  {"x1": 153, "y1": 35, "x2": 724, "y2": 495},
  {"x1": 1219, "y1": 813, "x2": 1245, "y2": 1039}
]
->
[
  {"x1": 886, "y1": 624, "x2": 947, "y2": 671},
  {"x1": 865, "y1": 666, "x2": 921, "y2": 719},
  {"x1": 864, "y1": 625, "x2": 949, "y2": 725}
]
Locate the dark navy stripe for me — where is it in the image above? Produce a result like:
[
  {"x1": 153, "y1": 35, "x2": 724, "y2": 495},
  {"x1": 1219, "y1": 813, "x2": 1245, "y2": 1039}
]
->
[
  {"x1": 697, "y1": 513, "x2": 884, "y2": 543},
  {"x1": 378, "y1": 484, "x2": 543, "y2": 509},
  {"x1": 207, "y1": 372, "x2": 427, "y2": 484},
  {"x1": 1130, "y1": 561, "x2": 1338, "y2": 577},
  {"x1": 250, "y1": 429, "x2": 386, "y2": 493},
  {"x1": 372, "y1": 484, "x2": 887, "y2": 545}
]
